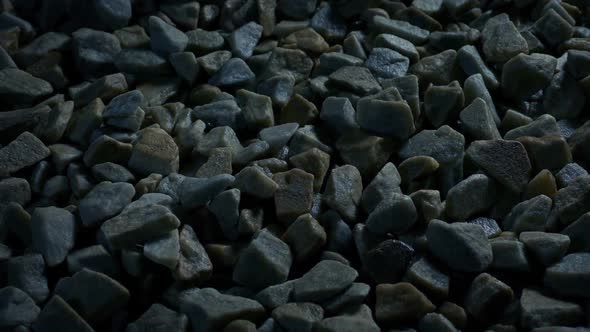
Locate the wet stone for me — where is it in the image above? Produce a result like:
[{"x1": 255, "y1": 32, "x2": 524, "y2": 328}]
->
[
  {"x1": 293, "y1": 260, "x2": 358, "y2": 302},
  {"x1": 127, "y1": 303, "x2": 188, "y2": 332},
  {"x1": 282, "y1": 213, "x2": 326, "y2": 261},
  {"x1": 426, "y1": 219, "x2": 493, "y2": 272},
  {"x1": 464, "y1": 273, "x2": 513, "y2": 323},
  {"x1": 445, "y1": 174, "x2": 496, "y2": 221},
  {"x1": 233, "y1": 229, "x2": 292, "y2": 290},
  {"x1": 376, "y1": 282, "x2": 435, "y2": 326},
  {"x1": 520, "y1": 288, "x2": 584, "y2": 329},
  {"x1": 356, "y1": 98, "x2": 415, "y2": 140},
  {"x1": 79, "y1": 181, "x2": 135, "y2": 227}
]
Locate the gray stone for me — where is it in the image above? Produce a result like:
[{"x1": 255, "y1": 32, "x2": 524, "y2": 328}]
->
[
  {"x1": 534, "y1": 9, "x2": 574, "y2": 48},
  {"x1": 553, "y1": 175, "x2": 590, "y2": 224},
  {"x1": 143, "y1": 229, "x2": 180, "y2": 269},
  {"x1": 0, "y1": 177, "x2": 31, "y2": 207},
  {"x1": 161, "y1": 2, "x2": 200, "y2": 30},
  {"x1": 336, "y1": 130, "x2": 394, "y2": 179},
  {"x1": 464, "y1": 273, "x2": 513, "y2": 323},
  {"x1": 236, "y1": 89, "x2": 274, "y2": 132},
  {"x1": 233, "y1": 166, "x2": 278, "y2": 199},
  {"x1": 329, "y1": 66, "x2": 381, "y2": 95},
  {"x1": 310, "y1": 2, "x2": 347, "y2": 42},
  {"x1": 100, "y1": 204, "x2": 180, "y2": 249},
  {"x1": 209, "y1": 189, "x2": 241, "y2": 240},
  {"x1": 481, "y1": 14, "x2": 528, "y2": 63},
  {"x1": 561, "y1": 212, "x2": 590, "y2": 252},
  {"x1": 459, "y1": 98, "x2": 501, "y2": 140},
  {"x1": 233, "y1": 229, "x2": 292, "y2": 290},
  {"x1": 418, "y1": 313, "x2": 457, "y2": 332},
  {"x1": 209, "y1": 58, "x2": 255, "y2": 87},
  {"x1": 93, "y1": 0, "x2": 131, "y2": 31},
  {"x1": 13, "y1": 32, "x2": 70, "y2": 67},
  {"x1": 544, "y1": 253, "x2": 590, "y2": 298},
  {"x1": 0, "y1": 287, "x2": 40, "y2": 329},
  {"x1": 49, "y1": 144, "x2": 82, "y2": 173},
  {"x1": 233, "y1": 140, "x2": 270, "y2": 166},
  {"x1": 370, "y1": 15, "x2": 429, "y2": 45},
  {"x1": 490, "y1": 239, "x2": 531, "y2": 272},
  {"x1": 293, "y1": 260, "x2": 358, "y2": 302},
  {"x1": 457, "y1": 45, "x2": 499, "y2": 90},
  {"x1": 365, "y1": 48, "x2": 409, "y2": 79},
  {"x1": 272, "y1": 302, "x2": 323, "y2": 332},
  {"x1": 555, "y1": 163, "x2": 589, "y2": 188},
  {"x1": 179, "y1": 174, "x2": 235, "y2": 209},
  {"x1": 255, "y1": 280, "x2": 296, "y2": 310},
  {"x1": 463, "y1": 73, "x2": 500, "y2": 125},
  {"x1": 426, "y1": 219, "x2": 493, "y2": 272},
  {"x1": 544, "y1": 71, "x2": 585, "y2": 120},
  {"x1": 66, "y1": 245, "x2": 118, "y2": 276},
  {"x1": 115, "y1": 49, "x2": 171, "y2": 76},
  {"x1": 366, "y1": 193, "x2": 417, "y2": 235},
  {"x1": 374, "y1": 33, "x2": 419, "y2": 63},
  {"x1": 273, "y1": 168, "x2": 315, "y2": 224},
  {"x1": 356, "y1": 98, "x2": 415, "y2": 140},
  {"x1": 180, "y1": 288, "x2": 265, "y2": 332},
  {"x1": 5, "y1": 254, "x2": 49, "y2": 303},
  {"x1": 315, "y1": 316, "x2": 379, "y2": 332},
  {"x1": 289, "y1": 125, "x2": 333, "y2": 157},
  {"x1": 283, "y1": 28, "x2": 329, "y2": 54},
  {"x1": 518, "y1": 135, "x2": 572, "y2": 172},
  {"x1": 0, "y1": 68, "x2": 53, "y2": 105},
  {"x1": 186, "y1": 29, "x2": 225, "y2": 55},
  {"x1": 103, "y1": 90, "x2": 145, "y2": 132},
  {"x1": 174, "y1": 225, "x2": 212, "y2": 282},
  {"x1": 54, "y1": 269, "x2": 129, "y2": 321},
  {"x1": 91, "y1": 162, "x2": 135, "y2": 183},
  {"x1": 129, "y1": 127, "x2": 179, "y2": 176},
  {"x1": 114, "y1": 25, "x2": 150, "y2": 49},
  {"x1": 445, "y1": 174, "x2": 496, "y2": 221},
  {"x1": 196, "y1": 147, "x2": 233, "y2": 178},
  {"x1": 193, "y1": 100, "x2": 242, "y2": 130},
  {"x1": 375, "y1": 282, "x2": 435, "y2": 326},
  {"x1": 405, "y1": 257, "x2": 449, "y2": 300},
  {"x1": 323, "y1": 165, "x2": 363, "y2": 222},
  {"x1": 229, "y1": 22, "x2": 263, "y2": 59},
  {"x1": 282, "y1": 214, "x2": 326, "y2": 261},
  {"x1": 466, "y1": 139, "x2": 531, "y2": 192},
  {"x1": 31, "y1": 207, "x2": 76, "y2": 267},
  {"x1": 257, "y1": 75, "x2": 295, "y2": 107},
  {"x1": 410, "y1": 50, "x2": 459, "y2": 86},
  {"x1": 504, "y1": 194, "x2": 552, "y2": 233},
  {"x1": 321, "y1": 282, "x2": 370, "y2": 314},
  {"x1": 0, "y1": 131, "x2": 50, "y2": 177},
  {"x1": 79, "y1": 182, "x2": 135, "y2": 227},
  {"x1": 170, "y1": 52, "x2": 200, "y2": 84},
  {"x1": 149, "y1": 16, "x2": 188, "y2": 56},
  {"x1": 262, "y1": 47, "x2": 314, "y2": 83},
  {"x1": 32, "y1": 296, "x2": 94, "y2": 332},
  {"x1": 364, "y1": 239, "x2": 414, "y2": 284},
  {"x1": 127, "y1": 303, "x2": 188, "y2": 332},
  {"x1": 504, "y1": 114, "x2": 560, "y2": 141},
  {"x1": 72, "y1": 28, "x2": 121, "y2": 78},
  {"x1": 501, "y1": 53, "x2": 556, "y2": 101},
  {"x1": 280, "y1": 93, "x2": 318, "y2": 126},
  {"x1": 361, "y1": 162, "x2": 402, "y2": 213},
  {"x1": 520, "y1": 289, "x2": 584, "y2": 329},
  {"x1": 319, "y1": 96, "x2": 359, "y2": 137},
  {"x1": 197, "y1": 50, "x2": 231, "y2": 76},
  {"x1": 289, "y1": 148, "x2": 330, "y2": 192},
  {"x1": 520, "y1": 231, "x2": 570, "y2": 266},
  {"x1": 424, "y1": 82, "x2": 464, "y2": 128}
]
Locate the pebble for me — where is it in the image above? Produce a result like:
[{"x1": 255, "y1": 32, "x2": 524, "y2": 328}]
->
[
  {"x1": 457, "y1": 45, "x2": 499, "y2": 89},
  {"x1": 282, "y1": 214, "x2": 326, "y2": 261},
  {"x1": 149, "y1": 16, "x2": 187, "y2": 56},
  {"x1": 365, "y1": 48, "x2": 409, "y2": 79},
  {"x1": 0, "y1": 131, "x2": 50, "y2": 177},
  {"x1": 481, "y1": 14, "x2": 528, "y2": 63},
  {"x1": 292, "y1": 260, "x2": 358, "y2": 302},
  {"x1": 356, "y1": 98, "x2": 415, "y2": 140},
  {"x1": 209, "y1": 58, "x2": 255, "y2": 87},
  {"x1": 143, "y1": 229, "x2": 180, "y2": 269},
  {"x1": 424, "y1": 82, "x2": 464, "y2": 128},
  {"x1": 555, "y1": 163, "x2": 589, "y2": 188},
  {"x1": 501, "y1": 53, "x2": 557, "y2": 101},
  {"x1": 553, "y1": 175, "x2": 590, "y2": 224},
  {"x1": 283, "y1": 28, "x2": 329, "y2": 54},
  {"x1": 336, "y1": 130, "x2": 394, "y2": 178},
  {"x1": 179, "y1": 174, "x2": 235, "y2": 209},
  {"x1": 315, "y1": 316, "x2": 379, "y2": 332},
  {"x1": 375, "y1": 282, "x2": 435, "y2": 326},
  {"x1": 323, "y1": 165, "x2": 362, "y2": 222},
  {"x1": 504, "y1": 114, "x2": 560, "y2": 141},
  {"x1": 328, "y1": 66, "x2": 382, "y2": 96},
  {"x1": 127, "y1": 303, "x2": 188, "y2": 332},
  {"x1": 490, "y1": 238, "x2": 531, "y2": 272},
  {"x1": 544, "y1": 253, "x2": 590, "y2": 298},
  {"x1": 520, "y1": 288, "x2": 584, "y2": 329},
  {"x1": 72, "y1": 28, "x2": 121, "y2": 78},
  {"x1": 445, "y1": 174, "x2": 496, "y2": 221},
  {"x1": 129, "y1": 127, "x2": 179, "y2": 176},
  {"x1": 272, "y1": 302, "x2": 324, "y2": 332},
  {"x1": 66, "y1": 245, "x2": 118, "y2": 276},
  {"x1": 209, "y1": 189, "x2": 241, "y2": 240},
  {"x1": 426, "y1": 219, "x2": 493, "y2": 272},
  {"x1": 464, "y1": 273, "x2": 513, "y2": 323},
  {"x1": 366, "y1": 193, "x2": 417, "y2": 235},
  {"x1": 0, "y1": 68, "x2": 53, "y2": 106},
  {"x1": 410, "y1": 50, "x2": 459, "y2": 86},
  {"x1": 459, "y1": 98, "x2": 501, "y2": 140},
  {"x1": 233, "y1": 229, "x2": 292, "y2": 290},
  {"x1": 262, "y1": 47, "x2": 313, "y2": 83},
  {"x1": 78, "y1": 181, "x2": 135, "y2": 227},
  {"x1": 273, "y1": 168, "x2": 315, "y2": 224},
  {"x1": 364, "y1": 239, "x2": 414, "y2": 283},
  {"x1": 561, "y1": 212, "x2": 590, "y2": 252},
  {"x1": 520, "y1": 231, "x2": 570, "y2": 266},
  {"x1": 405, "y1": 257, "x2": 449, "y2": 300}
]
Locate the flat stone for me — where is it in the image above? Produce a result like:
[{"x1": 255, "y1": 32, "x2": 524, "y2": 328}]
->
[
  {"x1": 278, "y1": 0, "x2": 316, "y2": 19},
  {"x1": 0, "y1": 287, "x2": 40, "y2": 329},
  {"x1": 282, "y1": 214, "x2": 326, "y2": 261},
  {"x1": 366, "y1": 193, "x2": 417, "y2": 235},
  {"x1": 424, "y1": 82, "x2": 464, "y2": 128},
  {"x1": 464, "y1": 273, "x2": 513, "y2": 323},
  {"x1": 292, "y1": 260, "x2": 358, "y2": 302},
  {"x1": 209, "y1": 58, "x2": 255, "y2": 87},
  {"x1": 283, "y1": 28, "x2": 329, "y2": 54},
  {"x1": 315, "y1": 316, "x2": 379, "y2": 332},
  {"x1": 520, "y1": 289, "x2": 584, "y2": 329},
  {"x1": 91, "y1": 162, "x2": 135, "y2": 183},
  {"x1": 555, "y1": 163, "x2": 589, "y2": 188},
  {"x1": 32, "y1": 296, "x2": 94, "y2": 332},
  {"x1": 459, "y1": 98, "x2": 501, "y2": 140},
  {"x1": 261, "y1": 47, "x2": 313, "y2": 83},
  {"x1": 0, "y1": 68, "x2": 52, "y2": 106},
  {"x1": 143, "y1": 229, "x2": 179, "y2": 269},
  {"x1": 114, "y1": 25, "x2": 150, "y2": 49},
  {"x1": 209, "y1": 189, "x2": 241, "y2": 240},
  {"x1": 149, "y1": 16, "x2": 187, "y2": 55},
  {"x1": 365, "y1": 48, "x2": 410, "y2": 79},
  {"x1": 370, "y1": 15, "x2": 429, "y2": 44},
  {"x1": 129, "y1": 127, "x2": 179, "y2": 176},
  {"x1": 481, "y1": 14, "x2": 528, "y2": 63},
  {"x1": 323, "y1": 165, "x2": 363, "y2": 222},
  {"x1": 426, "y1": 219, "x2": 493, "y2": 272},
  {"x1": 186, "y1": 29, "x2": 224, "y2": 55},
  {"x1": 229, "y1": 22, "x2": 263, "y2": 59},
  {"x1": 31, "y1": 207, "x2": 75, "y2": 267},
  {"x1": 0, "y1": 131, "x2": 50, "y2": 177},
  {"x1": 553, "y1": 175, "x2": 590, "y2": 224},
  {"x1": 233, "y1": 229, "x2": 292, "y2": 290},
  {"x1": 320, "y1": 282, "x2": 370, "y2": 314},
  {"x1": 364, "y1": 239, "x2": 414, "y2": 283},
  {"x1": 54, "y1": 269, "x2": 129, "y2": 321},
  {"x1": 445, "y1": 174, "x2": 496, "y2": 221},
  {"x1": 504, "y1": 194, "x2": 552, "y2": 233},
  {"x1": 72, "y1": 28, "x2": 121, "y2": 78},
  {"x1": 79, "y1": 182, "x2": 135, "y2": 227},
  {"x1": 328, "y1": 66, "x2": 381, "y2": 96},
  {"x1": 66, "y1": 245, "x2": 119, "y2": 276},
  {"x1": 561, "y1": 212, "x2": 590, "y2": 252},
  {"x1": 501, "y1": 53, "x2": 556, "y2": 101},
  {"x1": 127, "y1": 303, "x2": 188, "y2": 332},
  {"x1": 375, "y1": 282, "x2": 435, "y2": 326},
  {"x1": 179, "y1": 174, "x2": 235, "y2": 209},
  {"x1": 374, "y1": 33, "x2": 419, "y2": 63},
  {"x1": 356, "y1": 98, "x2": 415, "y2": 140},
  {"x1": 179, "y1": 288, "x2": 265, "y2": 332},
  {"x1": 273, "y1": 168, "x2": 315, "y2": 224},
  {"x1": 466, "y1": 139, "x2": 531, "y2": 192},
  {"x1": 100, "y1": 204, "x2": 180, "y2": 249},
  {"x1": 115, "y1": 49, "x2": 171, "y2": 76},
  {"x1": 193, "y1": 100, "x2": 242, "y2": 130},
  {"x1": 174, "y1": 225, "x2": 213, "y2": 283}
]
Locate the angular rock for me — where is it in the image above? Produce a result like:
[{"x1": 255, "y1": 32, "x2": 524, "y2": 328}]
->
[
  {"x1": 503, "y1": 194, "x2": 552, "y2": 233},
  {"x1": 129, "y1": 127, "x2": 179, "y2": 176},
  {"x1": 520, "y1": 289, "x2": 584, "y2": 329},
  {"x1": 0, "y1": 287, "x2": 40, "y2": 329},
  {"x1": 31, "y1": 207, "x2": 76, "y2": 267},
  {"x1": 79, "y1": 182, "x2": 135, "y2": 227},
  {"x1": 315, "y1": 316, "x2": 379, "y2": 332},
  {"x1": 504, "y1": 114, "x2": 560, "y2": 141},
  {"x1": 561, "y1": 212, "x2": 590, "y2": 252},
  {"x1": 336, "y1": 130, "x2": 394, "y2": 179},
  {"x1": 0, "y1": 131, "x2": 50, "y2": 177},
  {"x1": 490, "y1": 239, "x2": 531, "y2": 272},
  {"x1": 375, "y1": 282, "x2": 435, "y2": 326},
  {"x1": 328, "y1": 66, "x2": 381, "y2": 96},
  {"x1": 5, "y1": 254, "x2": 49, "y2": 303},
  {"x1": 410, "y1": 50, "x2": 459, "y2": 86},
  {"x1": 555, "y1": 163, "x2": 589, "y2": 188},
  {"x1": 457, "y1": 45, "x2": 499, "y2": 90},
  {"x1": 370, "y1": 16, "x2": 429, "y2": 45},
  {"x1": 501, "y1": 53, "x2": 556, "y2": 101},
  {"x1": 481, "y1": 14, "x2": 528, "y2": 63},
  {"x1": 209, "y1": 189, "x2": 241, "y2": 240},
  {"x1": 255, "y1": 280, "x2": 296, "y2": 310},
  {"x1": 289, "y1": 148, "x2": 330, "y2": 192},
  {"x1": 102, "y1": 90, "x2": 145, "y2": 132},
  {"x1": 418, "y1": 313, "x2": 457, "y2": 332},
  {"x1": 209, "y1": 58, "x2": 255, "y2": 88},
  {"x1": 66, "y1": 245, "x2": 119, "y2": 276},
  {"x1": 534, "y1": 9, "x2": 574, "y2": 48},
  {"x1": 127, "y1": 303, "x2": 188, "y2": 332},
  {"x1": 32, "y1": 296, "x2": 94, "y2": 332},
  {"x1": 424, "y1": 82, "x2": 464, "y2": 128},
  {"x1": 174, "y1": 225, "x2": 213, "y2": 283},
  {"x1": 149, "y1": 16, "x2": 188, "y2": 56},
  {"x1": 364, "y1": 239, "x2": 414, "y2": 283},
  {"x1": 170, "y1": 52, "x2": 200, "y2": 84},
  {"x1": 283, "y1": 28, "x2": 329, "y2": 54},
  {"x1": 365, "y1": 48, "x2": 409, "y2": 79},
  {"x1": 144, "y1": 229, "x2": 180, "y2": 269},
  {"x1": 292, "y1": 260, "x2": 358, "y2": 302},
  {"x1": 459, "y1": 98, "x2": 501, "y2": 140},
  {"x1": 72, "y1": 28, "x2": 121, "y2": 78},
  {"x1": 280, "y1": 93, "x2": 318, "y2": 126},
  {"x1": 179, "y1": 174, "x2": 235, "y2": 209},
  {"x1": 366, "y1": 193, "x2": 417, "y2": 235},
  {"x1": 553, "y1": 175, "x2": 590, "y2": 224},
  {"x1": 445, "y1": 174, "x2": 496, "y2": 221},
  {"x1": 273, "y1": 168, "x2": 315, "y2": 224},
  {"x1": 464, "y1": 273, "x2": 513, "y2": 323},
  {"x1": 236, "y1": 89, "x2": 274, "y2": 133},
  {"x1": 272, "y1": 302, "x2": 323, "y2": 332},
  {"x1": 233, "y1": 166, "x2": 278, "y2": 199},
  {"x1": 518, "y1": 135, "x2": 572, "y2": 172},
  {"x1": 229, "y1": 22, "x2": 263, "y2": 59},
  {"x1": 323, "y1": 165, "x2": 363, "y2": 222},
  {"x1": 0, "y1": 68, "x2": 53, "y2": 106},
  {"x1": 282, "y1": 214, "x2": 326, "y2": 261},
  {"x1": 356, "y1": 98, "x2": 415, "y2": 140},
  {"x1": 91, "y1": 162, "x2": 135, "y2": 183},
  {"x1": 544, "y1": 253, "x2": 590, "y2": 298}
]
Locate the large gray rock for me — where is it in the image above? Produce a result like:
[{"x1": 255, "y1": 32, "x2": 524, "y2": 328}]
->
[
  {"x1": 445, "y1": 174, "x2": 496, "y2": 221},
  {"x1": 323, "y1": 165, "x2": 363, "y2": 222},
  {"x1": 520, "y1": 288, "x2": 584, "y2": 329},
  {"x1": 31, "y1": 207, "x2": 76, "y2": 267},
  {"x1": 79, "y1": 181, "x2": 135, "y2": 227},
  {"x1": 0, "y1": 131, "x2": 50, "y2": 177},
  {"x1": 292, "y1": 260, "x2": 358, "y2": 302},
  {"x1": 149, "y1": 16, "x2": 188, "y2": 56},
  {"x1": 129, "y1": 127, "x2": 180, "y2": 176},
  {"x1": 544, "y1": 253, "x2": 590, "y2": 298},
  {"x1": 32, "y1": 295, "x2": 94, "y2": 332},
  {"x1": 127, "y1": 303, "x2": 188, "y2": 332},
  {"x1": 366, "y1": 193, "x2": 417, "y2": 235},
  {"x1": 356, "y1": 98, "x2": 415, "y2": 140},
  {"x1": 5, "y1": 254, "x2": 49, "y2": 303},
  {"x1": 174, "y1": 225, "x2": 212, "y2": 282},
  {"x1": 464, "y1": 273, "x2": 513, "y2": 323},
  {"x1": 375, "y1": 282, "x2": 435, "y2": 326},
  {"x1": 0, "y1": 68, "x2": 53, "y2": 105}
]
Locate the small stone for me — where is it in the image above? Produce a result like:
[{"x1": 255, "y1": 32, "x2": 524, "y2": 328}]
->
[
  {"x1": 273, "y1": 168, "x2": 315, "y2": 224},
  {"x1": 356, "y1": 98, "x2": 415, "y2": 140},
  {"x1": 0, "y1": 177, "x2": 31, "y2": 207},
  {"x1": 411, "y1": 190, "x2": 444, "y2": 224},
  {"x1": 238, "y1": 208, "x2": 264, "y2": 236},
  {"x1": 233, "y1": 229, "x2": 292, "y2": 290},
  {"x1": 258, "y1": 123, "x2": 299, "y2": 153},
  {"x1": 55, "y1": 269, "x2": 129, "y2": 321},
  {"x1": 501, "y1": 53, "x2": 556, "y2": 101},
  {"x1": 196, "y1": 147, "x2": 233, "y2": 178},
  {"x1": 315, "y1": 316, "x2": 379, "y2": 332},
  {"x1": 114, "y1": 25, "x2": 150, "y2": 49},
  {"x1": 143, "y1": 230, "x2": 180, "y2": 269},
  {"x1": 445, "y1": 174, "x2": 496, "y2": 221},
  {"x1": 375, "y1": 282, "x2": 435, "y2": 326},
  {"x1": 525, "y1": 170, "x2": 557, "y2": 200},
  {"x1": 161, "y1": 2, "x2": 200, "y2": 30},
  {"x1": 278, "y1": 0, "x2": 316, "y2": 19},
  {"x1": 282, "y1": 214, "x2": 326, "y2": 261},
  {"x1": 553, "y1": 175, "x2": 590, "y2": 224},
  {"x1": 102, "y1": 90, "x2": 145, "y2": 132},
  {"x1": 149, "y1": 16, "x2": 187, "y2": 56},
  {"x1": 364, "y1": 239, "x2": 414, "y2": 283},
  {"x1": 261, "y1": 47, "x2": 314, "y2": 83},
  {"x1": 466, "y1": 139, "x2": 531, "y2": 192},
  {"x1": 504, "y1": 114, "x2": 560, "y2": 141},
  {"x1": 534, "y1": 9, "x2": 574, "y2": 48},
  {"x1": 283, "y1": 28, "x2": 329, "y2": 54},
  {"x1": 481, "y1": 14, "x2": 528, "y2": 63},
  {"x1": 31, "y1": 207, "x2": 75, "y2": 267},
  {"x1": 365, "y1": 48, "x2": 410, "y2": 79},
  {"x1": 503, "y1": 194, "x2": 552, "y2": 233},
  {"x1": 174, "y1": 225, "x2": 213, "y2": 282},
  {"x1": 223, "y1": 319, "x2": 256, "y2": 332},
  {"x1": 170, "y1": 52, "x2": 200, "y2": 84},
  {"x1": 289, "y1": 125, "x2": 333, "y2": 157},
  {"x1": 79, "y1": 181, "x2": 135, "y2": 227},
  {"x1": 518, "y1": 135, "x2": 572, "y2": 172},
  {"x1": 209, "y1": 189, "x2": 241, "y2": 240},
  {"x1": 310, "y1": 2, "x2": 347, "y2": 42},
  {"x1": 72, "y1": 28, "x2": 121, "y2": 78},
  {"x1": 519, "y1": 231, "x2": 569, "y2": 267},
  {"x1": 561, "y1": 212, "x2": 590, "y2": 252},
  {"x1": 370, "y1": 15, "x2": 429, "y2": 45},
  {"x1": 520, "y1": 289, "x2": 584, "y2": 329},
  {"x1": 272, "y1": 302, "x2": 324, "y2": 332},
  {"x1": 319, "y1": 96, "x2": 359, "y2": 137},
  {"x1": 127, "y1": 303, "x2": 188, "y2": 332},
  {"x1": 180, "y1": 288, "x2": 265, "y2": 332},
  {"x1": 323, "y1": 165, "x2": 363, "y2": 222},
  {"x1": 280, "y1": 93, "x2": 318, "y2": 126},
  {"x1": 289, "y1": 148, "x2": 330, "y2": 192},
  {"x1": 293, "y1": 260, "x2": 358, "y2": 302},
  {"x1": 459, "y1": 98, "x2": 501, "y2": 140},
  {"x1": 100, "y1": 204, "x2": 180, "y2": 249},
  {"x1": 336, "y1": 130, "x2": 394, "y2": 178},
  {"x1": 129, "y1": 127, "x2": 179, "y2": 176},
  {"x1": 463, "y1": 73, "x2": 500, "y2": 125},
  {"x1": 67, "y1": 245, "x2": 119, "y2": 276},
  {"x1": 490, "y1": 239, "x2": 531, "y2": 272},
  {"x1": 0, "y1": 287, "x2": 40, "y2": 329},
  {"x1": 236, "y1": 89, "x2": 274, "y2": 133},
  {"x1": 361, "y1": 191, "x2": 409, "y2": 234},
  {"x1": 438, "y1": 302, "x2": 467, "y2": 330},
  {"x1": 410, "y1": 50, "x2": 459, "y2": 86},
  {"x1": 0, "y1": 131, "x2": 50, "y2": 177},
  {"x1": 320, "y1": 282, "x2": 370, "y2": 314},
  {"x1": 544, "y1": 253, "x2": 590, "y2": 298},
  {"x1": 5, "y1": 254, "x2": 49, "y2": 303},
  {"x1": 91, "y1": 162, "x2": 135, "y2": 183},
  {"x1": 186, "y1": 28, "x2": 224, "y2": 55},
  {"x1": 426, "y1": 219, "x2": 493, "y2": 272},
  {"x1": 233, "y1": 166, "x2": 278, "y2": 199},
  {"x1": 193, "y1": 100, "x2": 242, "y2": 129},
  {"x1": 92, "y1": 0, "x2": 132, "y2": 31},
  {"x1": 255, "y1": 280, "x2": 296, "y2": 310},
  {"x1": 258, "y1": 75, "x2": 295, "y2": 107},
  {"x1": 544, "y1": 71, "x2": 585, "y2": 120},
  {"x1": 49, "y1": 144, "x2": 82, "y2": 173},
  {"x1": 424, "y1": 82, "x2": 464, "y2": 128},
  {"x1": 457, "y1": 45, "x2": 499, "y2": 90},
  {"x1": 32, "y1": 296, "x2": 94, "y2": 332},
  {"x1": 115, "y1": 49, "x2": 170, "y2": 76},
  {"x1": 197, "y1": 50, "x2": 231, "y2": 76},
  {"x1": 418, "y1": 313, "x2": 457, "y2": 332},
  {"x1": 555, "y1": 163, "x2": 589, "y2": 188},
  {"x1": 405, "y1": 257, "x2": 449, "y2": 301},
  {"x1": 361, "y1": 162, "x2": 402, "y2": 213},
  {"x1": 374, "y1": 33, "x2": 419, "y2": 63},
  {"x1": 208, "y1": 58, "x2": 255, "y2": 87},
  {"x1": 179, "y1": 174, "x2": 235, "y2": 209},
  {"x1": 464, "y1": 273, "x2": 514, "y2": 323},
  {"x1": 229, "y1": 22, "x2": 263, "y2": 59},
  {"x1": 328, "y1": 66, "x2": 382, "y2": 96}
]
